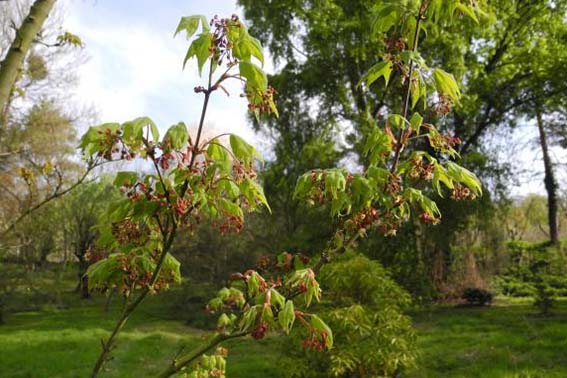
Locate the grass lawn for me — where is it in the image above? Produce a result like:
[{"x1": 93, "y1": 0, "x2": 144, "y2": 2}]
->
[
  {"x1": 408, "y1": 298, "x2": 567, "y2": 378},
  {"x1": 1, "y1": 295, "x2": 567, "y2": 377},
  {"x1": 0, "y1": 295, "x2": 283, "y2": 378}
]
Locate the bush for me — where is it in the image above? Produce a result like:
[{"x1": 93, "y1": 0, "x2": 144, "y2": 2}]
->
[
  {"x1": 462, "y1": 287, "x2": 493, "y2": 306},
  {"x1": 493, "y1": 241, "x2": 567, "y2": 314},
  {"x1": 492, "y1": 275, "x2": 534, "y2": 297},
  {"x1": 533, "y1": 278, "x2": 557, "y2": 315},
  {"x1": 281, "y1": 254, "x2": 416, "y2": 378}
]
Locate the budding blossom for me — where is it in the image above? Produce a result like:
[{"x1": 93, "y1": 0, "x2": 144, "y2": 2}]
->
[
  {"x1": 451, "y1": 184, "x2": 475, "y2": 200},
  {"x1": 419, "y1": 212, "x2": 440, "y2": 225}
]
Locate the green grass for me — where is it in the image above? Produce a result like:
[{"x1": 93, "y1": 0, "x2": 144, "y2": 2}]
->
[
  {"x1": 1, "y1": 290, "x2": 567, "y2": 378},
  {"x1": 408, "y1": 298, "x2": 567, "y2": 378},
  {"x1": 0, "y1": 296, "x2": 284, "y2": 378}
]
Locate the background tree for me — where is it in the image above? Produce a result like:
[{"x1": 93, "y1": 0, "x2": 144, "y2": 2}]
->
[
  {"x1": 239, "y1": 0, "x2": 567, "y2": 297},
  {"x1": 0, "y1": 0, "x2": 57, "y2": 124},
  {"x1": 0, "y1": 0, "x2": 95, "y2": 241},
  {"x1": 61, "y1": 180, "x2": 119, "y2": 299}
]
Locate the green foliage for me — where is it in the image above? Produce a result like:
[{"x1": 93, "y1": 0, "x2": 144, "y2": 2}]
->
[
  {"x1": 283, "y1": 255, "x2": 416, "y2": 377},
  {"x1": 186, "y1": 348, "x2": 228, "y2": 378},
  {"x1": 175, "y1": 14, "x2": 277, "y2": 119},
  {"x1": 206, "y1": 262, "x2": 333, "y2": 352},
  {"x1": 237, "y1": 0, "x2": 567, "y2": 301},
  {"x1": 229, "y1": 134, "x2": 262, "y2": 165},
  {"x1": 55, "y1": 31, "x2": 84, "y2": 47},
  {"x1": 358, "y1": 60, "x2": 393, "y2": 89},
  {"x1": 494, "y1": 241, "x2": 567, "y2": 314},
  {"x1": 175, "y1": 15, "x2": 209, "y2": 39},
  {"x1": 79, "y1": 3, "x2": 490, "y2": 376},
  {"x1": 162, "y1": 122, "x2": 188, "y2": 150},
  {"x1": 80, "y1": 15, "x2": 284, "y2": 377},
  {"x1": 432, "y1": 68, "x2": 461, "y2": 104}
]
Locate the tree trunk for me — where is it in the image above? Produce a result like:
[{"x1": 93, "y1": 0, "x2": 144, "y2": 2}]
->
[
  {"x1": 78, "y1": 259, "x2": 90, "y2": 299},
  {"x1": 536, "y1": 109, "x2": 559, "y2": 246},
  {"x1": 0, "y1": 0, "x2": 57, "y2": 127}
]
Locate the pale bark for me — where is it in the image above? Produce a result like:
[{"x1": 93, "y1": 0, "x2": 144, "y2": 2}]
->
[{"x1": 0, "y1": 0, "x2": 57, "y2": 128}]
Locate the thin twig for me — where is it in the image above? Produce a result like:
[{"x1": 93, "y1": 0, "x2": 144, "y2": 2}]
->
[{"x1": 390, "y1": 1, "x2": 428, "y2": 174}]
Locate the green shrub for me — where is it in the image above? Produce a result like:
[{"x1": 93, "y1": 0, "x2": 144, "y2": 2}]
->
[
  {"x1": 533, "y1": 281, "x2": 555, "y2": 315},
  {"x1": 281, "y1": 254, "x2": 416, "y2": 377},
  {"x1": 492, "y1": 275, "x2": 534, "y2": 297},
  {"x1": 495, "y1": 241, "x2": 567, "y2": 314}
]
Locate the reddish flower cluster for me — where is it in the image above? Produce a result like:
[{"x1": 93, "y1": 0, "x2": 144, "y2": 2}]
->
[
  {"x1": 376, "y1": 212, "x2": 403, "y2": 236},
  {"x1": 419, "y1": 212, "x2": 440, "y2": 225},
  {"x1": 385, "y1": 173, "x2": 402, "y2": 195},
  {"x1": 111, "y1": 219, "x2": 147, "y2": 246},
  {"x1": 175, "y1": 198, "x2": 190, "y2": 216},
  {"x1": 209, "y1": 369, "x2": 224, "y2": 378},
  {"x1": 85, "y1": 245, "x2": 107, "y2": 263},
  {"x1": 434, "y1": 94, "x2": 454, "y2": 116},
  {"x1": 384, "y1": 36, "x2": 407, "y2": 53},
  {"x1": 215, "y1": 347, "x2": 229, "y2": 357},
  {"x1": 251, "y1": 321, "x2": 269, "y2": 340},
  {"x1": 217, "y1": 214, "x2": 244, "y2": 235},
  {"x1": 210, "y1": 14, "x2": 240, "y2": 66},
  {"x1": 246, "y1": 86, "x2": 278, "y2": 117},
  {"x1": 408, "y1": 157, "x2": 435, "y2": 181},
  {"x1": 347, "y1": 207, "x2": 380, "y2": 234},
  {"x1": 451, "y1": 183, "x2": 475, "y2": 200},
  {"x1": 251, "y1": 322, "x2": 268, "y2": 340},
  {"x1": 232, "y1": 159, "x2": 257, "y2": 180},
  {"x1": 429, "y1": 129, "x2": 462, "y2": 152},
  {"x1": 301, "y1": 330, "x2": 330, "y2": 352},
  {"x1": 96, "y1": 128, "x2": 132, "y2": 160}
]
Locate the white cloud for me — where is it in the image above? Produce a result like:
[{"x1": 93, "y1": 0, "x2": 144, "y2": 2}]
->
[{"x1": 63, "y1": 0, "x2": 261, "y2": 147}]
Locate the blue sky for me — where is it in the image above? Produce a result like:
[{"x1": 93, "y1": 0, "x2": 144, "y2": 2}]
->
[{"x1": 64, "y1": 0, "x2": 268, "y2": 148}]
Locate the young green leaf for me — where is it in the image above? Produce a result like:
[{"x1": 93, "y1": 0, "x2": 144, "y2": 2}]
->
[
  {"x1": 183, "y1": 32, "x2": 212, "y2": 74},
  {"x1": 309, "y1": 314, "x2": 334, "y2": 349},
  {"x1": 113, "y1": 171, "x2": 138, "y2": 188},
  {"x1": 446, "y1": 162, "x2": 482, "y2": 196},
  {"x1": 433, "y1": 68, "x2": 461, "y2": 104},
  {"x1": 409, "y1": 112, "x2": 423, "y2": 133},
  {"x1": 278, "y1": 300, "x2": 295, "y2": 334},
  {"x1": 218, "y1": 198, "x2": 244, "y2": 219},
  {"x1": 79, "y1": 123, "x2": 120, "y2": 157},
  {"x1": 270, "y1": 289, "x2": 285, "y2": 310},
  {"x1": 218, "y1": 179, "x2": 240, "y2": 198},
  {"x1": 432, "y1": 163, "x2": 454, "y2": 197},
  {"x1": 388, "y1": 114, "x2": 408, "y2": 130},
  {"x1": 324, "y1": 169, "x2": 347, "y2": 199},
  {"x1": 404, "y1": 188, "x2": 441, "y2": 218},
  {"x1": 454, "y1": 3, "x2": 479, "y2": 23},
  {"x1": 174, "y1": 15, "x2": 209, "y2": 39},
  {"x1": 371, "y1": 4, "x2": 400, "y2": 35},
  {"x1": 163, "y1": 122, "x2": 189, "y2": 150},
  {"x1": 363, "y1": 128, "x2": 393, "y2": 165},
  {"x1": 358, "y1": 60, "x2": 393, "y2": 89},
  {"x1": 122, "y1": 116, "x2": 159, "y2": 143},
  {"x1": 229, "y1": 134, "x2": 261, "y2": 164},
  {"x1": 239, "y1": 61, "x2": 268, "y2": 90},
  {"x1": 240, "y1": 178, "x2": 271, "y2": 213},
  {"x1": 233, "y1": 31, "x2": 264, "y2": 66}
]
